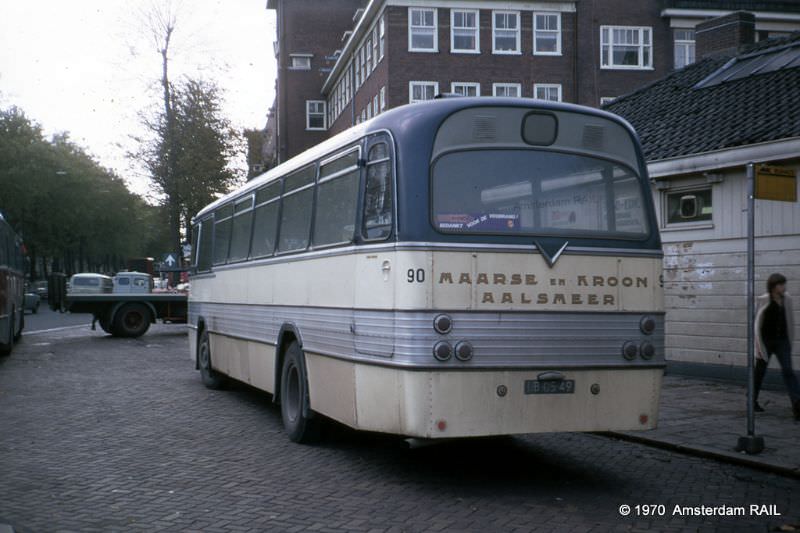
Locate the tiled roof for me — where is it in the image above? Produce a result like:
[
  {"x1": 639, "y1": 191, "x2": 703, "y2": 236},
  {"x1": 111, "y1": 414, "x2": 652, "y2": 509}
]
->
[
  {"x1": 605, "y1": 34, "x2": 800, "y2": 162},
  {"x1": 665, "y1": 0, "x2": 800, "y2": 12}
]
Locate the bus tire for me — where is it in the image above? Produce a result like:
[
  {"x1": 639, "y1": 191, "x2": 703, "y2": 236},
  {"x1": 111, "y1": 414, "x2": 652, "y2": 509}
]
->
[
  {"x1": 0, "y1": 310, "x2": 13, "y2": 356},
  {"x1": 13, "y1": 310, "x2": 23, "y2": 342},
  {"x1": 113, "y1": 303, "x2": 152, "y2": 338},
  {"x1": 280, "y1": 341, "x2": 321, "y2": 444},
  {"x1": 198, "y1": 329, "x2": 225, "y2": 390}
]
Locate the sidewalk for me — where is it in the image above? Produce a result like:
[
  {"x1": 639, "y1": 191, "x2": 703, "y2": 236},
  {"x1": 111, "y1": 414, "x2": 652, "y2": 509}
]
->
[{"x1": 610, "y1": 374, "x2": 800, "y2": 477}]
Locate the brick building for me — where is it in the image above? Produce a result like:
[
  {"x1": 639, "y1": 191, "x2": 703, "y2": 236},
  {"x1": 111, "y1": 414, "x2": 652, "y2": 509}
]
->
[{"x1": 266, "y1": 0, "x2": 800, "y2": 163}]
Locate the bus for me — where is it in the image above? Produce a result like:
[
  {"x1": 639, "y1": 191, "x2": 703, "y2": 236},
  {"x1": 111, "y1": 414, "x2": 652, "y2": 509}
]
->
[
  {"x1": 188, "y1": 97, "x2": 664, "y2": 443},
  {"x1": 0, "y1": 213, "x2": 25, "y2": 356}
]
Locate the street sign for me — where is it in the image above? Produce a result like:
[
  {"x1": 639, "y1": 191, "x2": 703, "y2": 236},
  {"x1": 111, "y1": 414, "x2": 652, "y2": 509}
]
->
[
  {"x1": 755, "y1": 164, "x2": 796, "y2": 202},
  {"x1": 162, "y1": 253, "x2": 178, "y2": 268}
]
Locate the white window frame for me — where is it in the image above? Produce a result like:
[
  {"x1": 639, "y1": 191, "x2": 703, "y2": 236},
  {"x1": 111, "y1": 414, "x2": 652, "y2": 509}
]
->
[
  {"x1": 674, "y1": 28, "x2": 695, "y2": 70},
  {"x1": 600, "y1": 96, "x2": 616, "y2": 105},
  {"x1": 380, "y1": 86, "x2": 386, "y2": 111},
  {"x1": 492, "y1": 11, "x2": 520, "y2": 55},
  {"x1": 451, "y1": 82, "x2": 480, "y2": 97},
  {"x1": 450, "y1": 9, "x2": 480, "y2": 54},
  {"x1": 533, "y1": 13, "x2": 561, "y2": 56},
  {"x1": 409, "y1": 81, "x2": 439, "y2": 103},
  {"x1": 372, "y1": 26, "x2": 380, "y2": 69},
  {"x1": 534, "y1": 83, "x2": 562, "y2": 102},
  {"x1": 492, "y1": 82, "x2": 521, "y2": 97},
  {"x1": 289, "y1": 54, "x2": 312, "y2": 70},
  {"x1": 306, "y1": 100, "x2": 326, "y2": 131},
  {"x1": 601, "y1": 25, "x2": 653, "y2": 70},
  {"x1": 373, "y1": 94, "x2": 379, "y2": 115},
  {"x1": 408, "y1": 7, "x2": 438, "y2": 52},
  {"x1": 379, "y1": 15, "x2": 386, "y2": 60},
  {"x1": 365, "y1": 35, "x2": 373, "y2": 76}
]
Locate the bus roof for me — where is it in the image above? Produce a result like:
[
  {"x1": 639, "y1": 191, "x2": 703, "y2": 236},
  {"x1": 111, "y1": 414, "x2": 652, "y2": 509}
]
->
[{"x1": 194, "y1": 97, "x2": 643, "y2": 221}]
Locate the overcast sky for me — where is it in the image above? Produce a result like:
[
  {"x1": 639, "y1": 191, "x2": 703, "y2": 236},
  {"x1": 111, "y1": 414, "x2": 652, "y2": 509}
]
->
[{"x1": 0, "y1": 0, "x2": 276, "y2": 196}]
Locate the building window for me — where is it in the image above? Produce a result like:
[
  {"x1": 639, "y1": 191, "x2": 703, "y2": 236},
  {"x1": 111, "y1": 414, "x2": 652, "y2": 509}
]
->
[
  {"x1": 665, "y1": 188, "x2": 712, "y2": 226},
  {"x1": 674, "y1": 29, "x2": 695, "y2": 69},
  {"x1": 306, "y1": 101, "x2": 326, "y2": 130},
  {"x1": 451, "y1": 82, "x2": 480, "y2": 96},
  {"x1": 365, "y1": 36, "x2": 373, "y2": 76},
  {"x1": 600, "y1": 96, "x2": 616, "y2": 105},
  {"x1": 373, "y1": 94, "x2": 379, "y2": 115},
  {"x1": 533, "y1": 13, "x2": 561, "y2": 55},
  {"x1": 289, "y1": 54, "x2": 312, "y2": 70},
  {"x1": 380, "y1": 86, "x2": 386, "y2": 111},
  {"x1": 601, "y1": 26, "x2": 653, "y2": 69},
  {"x1": 372, "y1": 26, "x2": 379, "y2": 69},
  {"x1": 534, "y1": 83, "x2": 561, "y2": 102},
  {"x1": 379, "y1": 15, "x2": 385, "y2": 59},
  {"x1": 361, "y1": 108, "x2": 366, "y2": 122},
  {"x1": 451, "y1": 9, "x2": 479, "y2": 53},
  {"x1": 493, "y1": 83, "x2": 521, "y2": 97},
  {"x1": 493, "y1": 11, "x2": 520, "y2": 54},
  {"x1": 409, "y1": 7, "x2": 437, "y2": 52},
  {"x1": 409, "y1": 81, "x2": 439, "y2": 103}
]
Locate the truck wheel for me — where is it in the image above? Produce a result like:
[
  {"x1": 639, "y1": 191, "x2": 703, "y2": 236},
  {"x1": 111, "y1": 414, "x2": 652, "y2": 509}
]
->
[
  {"x1": 280, "y1": 341, "x2": 321, "y2": 443},
  {"x1": 99, "y1": 316, "x2": 113, "y2": 335},
  {"x1": 198, "y1": 329, "x2": 225, "y2": 389},
  {"x1": 113, "y1": 303, "x2": 151, "y2": 338}
]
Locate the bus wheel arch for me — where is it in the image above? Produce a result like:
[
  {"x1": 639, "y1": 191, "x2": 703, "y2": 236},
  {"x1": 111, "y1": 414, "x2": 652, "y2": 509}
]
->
[
  {"x1": 195, "y1": 318, "x2": 207, "y2": 369},
  {"x1": 197, "y1": 327, "x2": 225, "y2": 389},
  {"x1": 274, "y1": 324, "x2": 304, "y2": 403}
]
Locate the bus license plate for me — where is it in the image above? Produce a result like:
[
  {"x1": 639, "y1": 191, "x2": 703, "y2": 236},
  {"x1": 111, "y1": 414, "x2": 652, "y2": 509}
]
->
[{"x1": 524, "y1": 379, "x2": 575, "y2": 395}]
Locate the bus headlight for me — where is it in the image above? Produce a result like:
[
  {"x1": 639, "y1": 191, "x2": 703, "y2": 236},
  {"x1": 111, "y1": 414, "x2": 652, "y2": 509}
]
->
[
  {"x1": 433, "y1": 341, "x2": 453, "y2": 361},
  {"x1": 640, "y1": 316, "x2": 656, "y2": 335},
  {"x1": 454, "y1": 341, "x2": 474, "y2": 361},
  {"x1": 640, "y1": 341, "x2": 655, "y2": 360},
  {"x1": 622, "y1": 341, "x2": 638, "y2": 361},
  {"x1": 433, "y1": 314, "x2": 453, "y2": 334}
]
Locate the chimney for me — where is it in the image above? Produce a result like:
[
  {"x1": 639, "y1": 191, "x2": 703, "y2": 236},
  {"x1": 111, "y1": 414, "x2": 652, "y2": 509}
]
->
[{"x1": 695, "y1": 11, "x2": 756, "y2": 59}]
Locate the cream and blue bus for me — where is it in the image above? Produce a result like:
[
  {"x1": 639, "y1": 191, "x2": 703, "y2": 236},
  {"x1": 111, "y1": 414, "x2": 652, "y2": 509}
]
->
[{"x1": 189, "y1": 97, "x2": 664, "y2": 443}]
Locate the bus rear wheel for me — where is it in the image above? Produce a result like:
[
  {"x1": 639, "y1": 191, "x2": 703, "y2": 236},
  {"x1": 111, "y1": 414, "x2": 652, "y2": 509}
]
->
[
  {"x1": 280, "y1": 341, "x2": 321, "y2": 444},
  {"x1": 113, "y1": 303, "x2": 151, "y2": 338},
  {"x1": 198, "y1": 329, "x2": 225, "y2": 389},
  {"x1": 13, "y1": 309, "x2": 23, "y2": 342},
  {"x1": 0, "y1": 310, "x2": 13, "y2": 356}
]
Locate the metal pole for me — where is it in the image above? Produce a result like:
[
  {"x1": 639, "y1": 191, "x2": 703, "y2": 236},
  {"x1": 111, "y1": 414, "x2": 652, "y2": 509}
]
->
[
  {"x1": 737, "y1": 162, "x2": 764, "y2": 454},
  {"x1": 746, "y1": 162, "x2": 755, "y2": 437}
]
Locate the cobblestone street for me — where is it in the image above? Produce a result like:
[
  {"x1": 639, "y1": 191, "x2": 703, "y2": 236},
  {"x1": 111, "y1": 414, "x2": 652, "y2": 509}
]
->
[{"x1": 1, "y1": 325, "x2": 798, "y2": 532}]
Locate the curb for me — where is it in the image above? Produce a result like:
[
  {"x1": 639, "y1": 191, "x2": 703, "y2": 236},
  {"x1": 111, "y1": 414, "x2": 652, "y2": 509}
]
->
[{"x1": 600, "y1": 431, "x2": 800, "y2": 479}]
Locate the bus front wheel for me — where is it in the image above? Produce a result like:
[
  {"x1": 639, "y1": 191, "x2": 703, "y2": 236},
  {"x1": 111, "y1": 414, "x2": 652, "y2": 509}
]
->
[
  {"x1": 198, "y1": 330, "x2": 225, "y2": 390},
  {"x1": 280, "y1": 342, "x2": 321, "y2": 444}
]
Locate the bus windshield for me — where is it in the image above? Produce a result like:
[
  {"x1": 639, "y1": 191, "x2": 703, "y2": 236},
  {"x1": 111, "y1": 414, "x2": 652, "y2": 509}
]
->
[{"x1": 432, "y1": 149, "x2": 648, "y2": 238}]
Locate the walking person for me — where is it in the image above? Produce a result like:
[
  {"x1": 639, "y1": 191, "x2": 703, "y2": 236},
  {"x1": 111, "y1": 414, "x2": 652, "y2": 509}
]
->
[{"x1": 753, "y1": 273, "x2": 800, "y2": 420}]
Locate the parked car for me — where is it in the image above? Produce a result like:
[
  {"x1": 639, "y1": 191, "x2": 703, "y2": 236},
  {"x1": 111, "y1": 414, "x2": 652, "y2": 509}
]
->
[
  {"x1": 24, "y1": 292, "x2": 40, "y2": 314},
  {"x1": 32, "y1": 280, "x2": 48, "y2": 301},
  {"x1": 68, "y1": 273, "x2": 113, "y2": 294},
  {"x1": 112, "y1": 271, "x2": 153, "y2": 294}
]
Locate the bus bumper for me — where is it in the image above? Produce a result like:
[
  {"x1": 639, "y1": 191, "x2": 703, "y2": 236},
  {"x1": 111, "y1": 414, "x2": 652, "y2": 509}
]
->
[{"x1": 306, "y1": 354, "x2": 663, "y2": 439}]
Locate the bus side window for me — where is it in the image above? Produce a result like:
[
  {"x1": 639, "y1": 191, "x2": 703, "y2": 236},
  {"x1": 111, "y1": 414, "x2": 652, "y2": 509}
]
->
[
  {"x1": 364, "y1": 142, "x2": 393, "y2": 240},
  {"x1": 278, "y1": 165, "x2": 316, "y2": 253},
  {"x1": 213, "y1": 203, "x2": 234, "y2": 265},
  {"x1": 197, "y1": 217, "x2": 214, "y2": 271},
  {"x1": 251, "y1": 182, "x2": 282, "y2": 258},
  {"x1": 228, "y1": 196, "x2": 255, "y2": 262},
  {"x1": 314, "y1": 148, "x2": 360, "y2": 247}
]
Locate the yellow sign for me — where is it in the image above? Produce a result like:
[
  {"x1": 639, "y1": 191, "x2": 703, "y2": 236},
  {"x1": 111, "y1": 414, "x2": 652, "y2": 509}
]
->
[{"x1": 756, "y1": 164, "x2": 797, "y2": 202}]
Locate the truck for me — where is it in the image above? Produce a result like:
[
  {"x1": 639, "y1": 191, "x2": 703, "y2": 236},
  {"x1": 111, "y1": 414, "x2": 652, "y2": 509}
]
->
[{"x1": 50, "y1": 271, "x2": 187, "y2": 338}]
